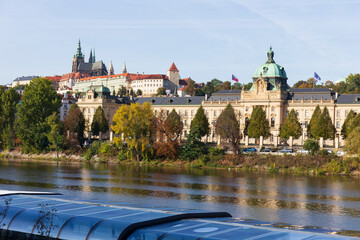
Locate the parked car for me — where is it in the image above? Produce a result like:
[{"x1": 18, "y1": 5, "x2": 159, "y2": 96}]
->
[
  {"x1": 297, "y1": 149, "x2": 309, "y2": 154},
  {"x1": 327, "y1": 149, "x2": 333, "y2": 154},
  {"x1": 241, "y1": 147, "x2": 257, "y2": 153},
  {"x1": 260, "y1": 148, "x2": 272, "y2": 152},
  {"x1": 279, "y1": 148, "x2": 294, "y2": 153},
  {"x1": 336, "y1": 151, "x2": 345, "y2": 156}
]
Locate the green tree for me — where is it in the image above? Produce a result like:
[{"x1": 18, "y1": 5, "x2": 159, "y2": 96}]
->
[
  {"x1": 280, "y1": 109, "x2": 302, "y2": 139},
  {"x1": 232, "y1": 82, "x2": 242, "y2": 90},
  {"x1": 136, "y1": 89, "x2": 143, "y2": 96},
  {"x1": 215, "y1": 104, "x2": 241, "y2": 154},
  {"x1": 180, "y1": 126, "x2": 207, "y2": 161},
  {"x1": 303, "y1": 138, "x2": 319, "y2": 155},
  {"x1": 202, "y1": 82, "x2": 214, "y2": 95},
  {"x1": 46, "y1": 112, "x2": 65, "y2": 158},
  {"x1": 0, "y1": 88, "x2": 20, "y2": 150},
  {"x1": 307, "y1": 105, "x2": 321, "y2": 138},
  {"x1": 91, "y1": 106, "x2": 109, "y2": 138},
  {"x1": 312, "y1": 107, "x2": 335, "y2": 140},
  {"x1": 112, "y1": 102, "x2": 154, "y2": 161},
  {"x1": 185, "y1": 80, "x2": 196, "y2": 96},
  {"x1": 117, "y1": 86, "x2": 127, "y2": 96},
  {"x1": 156, "y1": 87, "x2": 167, "y2": 96},
  {"x1": 344, "y1": 73, "x2": 360, "y2": 93},
  {"x1": 247, "y1": 106, "x2": 271, "y2": 139},
  {"x1": 348, "y1": 113, "x2": 360, "y2": 134},
  {"x1": 154, "y1": 109, "x2": 183, "y2": 159},
  {"x1": 16, "y1": 78, "x2": 61, "y2": 152},
  {"x1": 341, "y1": 110, "x2": 356, "y2": 139},
  {"x1": 344, "y1": 126, "x2": 360, "y2": 155},
  {"x1": 190, "y1": 105, "x2": 210, "y2": 138},
  {"x1": 243, "y1": 82, "x2": 253, "y2": 91},
  {"x1": 210, "y1": 78, "x2": 223, "y2": 92},
  {"x1": 64, "y1": 104, "x2": 85, "y2": 147}
]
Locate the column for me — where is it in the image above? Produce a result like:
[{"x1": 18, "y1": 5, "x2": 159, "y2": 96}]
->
[
  {"x1": 274, "y1": 136, "x2": 278, "y2": 148},
  {"x1": 335, "y1": 136, "x2": 339, "y2": 149},
  {"x1": 110, "y1": 131, "x2": 114, "y2": 142},
  {"x1": 259, "y1": 136, "x2": 264, "y2": 148},
  {"x1": 245, "y1": 136, "x2": 249, "y2": 147},
  {"x1": 319, "y1": 137, "x2": 324, "y2": 149},
  {"x1": 288, "y1": 136, "x2": 293, "y2": 148}
]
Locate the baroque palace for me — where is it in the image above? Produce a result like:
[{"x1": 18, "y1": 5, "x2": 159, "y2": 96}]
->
[{"x1": 77, "y1": 47, "x2": 360, "y2": 148}]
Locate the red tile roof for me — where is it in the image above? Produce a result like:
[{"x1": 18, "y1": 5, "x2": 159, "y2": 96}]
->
[
  {"x1": 46, "y1": 75, "x2": 61, "y2": 81},
  {"x1": 129, "y1": 74, "x2": 168, "y2": 81},
  {"x1": 178, "y1": 86, "x2": 186, "y2": 91},
  {"x1": 168, "y1": 63, "x2": 179, "y2": 72},
  {"x1": 60, "y1": 72, "x2": 91, "y2": 81},
  {"x1": 78, "y1": 73, "x2": 134, "y2": 82}
]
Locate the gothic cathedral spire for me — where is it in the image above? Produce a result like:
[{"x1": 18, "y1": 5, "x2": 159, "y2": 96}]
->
[
  {"x1": 122, "y1": 62, "x2": 127, "y2": 74},
  {"x1": 89, "y1": 49, "x2": 93, "y2": 63}
]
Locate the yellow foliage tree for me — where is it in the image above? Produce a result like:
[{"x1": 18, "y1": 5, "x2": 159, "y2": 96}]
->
[{"x1": 111, "y1": 102, "x2": 154, "y2": 161}]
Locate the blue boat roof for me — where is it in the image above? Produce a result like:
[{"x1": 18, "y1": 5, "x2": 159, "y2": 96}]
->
[{"x1": 0, "y1": 193, "x2": 358, "y2": 239}]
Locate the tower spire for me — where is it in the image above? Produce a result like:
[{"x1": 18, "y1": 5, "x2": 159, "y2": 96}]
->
[
  {"x1": 109, "y1": 61, "x2": 114, "y2": 75},
  {"x1": 74, "y1": 39, "x2": 83, "y2": 58},
  {"x1": 92, "y1": 48, "x2": 96, "y2": 62},
  {"x1": 89, "y1": 49, "x2": 93, "y2": 63},
  {"x1": 122, "y1": 62, "x2": 127, "y2": 74}
]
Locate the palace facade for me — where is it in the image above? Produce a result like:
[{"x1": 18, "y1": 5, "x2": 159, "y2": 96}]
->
[{"x1": 78, "y1": 48, "x2": 360, "y2": 148}]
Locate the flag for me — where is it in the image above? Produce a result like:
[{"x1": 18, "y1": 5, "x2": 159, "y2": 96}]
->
[
  {"x1": 232, "y1": 74, "x2": 239, "y2": 82},
  {"x1": 314, "y1": 72, "x2": 321, "y2": 82}
]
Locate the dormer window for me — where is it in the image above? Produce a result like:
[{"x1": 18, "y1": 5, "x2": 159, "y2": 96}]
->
[{"x1": 263, "y1": 67, "x2": 268, "y2": 73}]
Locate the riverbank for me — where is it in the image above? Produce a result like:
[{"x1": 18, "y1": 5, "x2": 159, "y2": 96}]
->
[{"x1": 1, "y1": 149, "x2": 360, "y2": 176}]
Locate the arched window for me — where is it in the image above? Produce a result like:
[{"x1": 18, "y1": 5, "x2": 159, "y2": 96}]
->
[{"x1": 271, "y1": 117, "x2": 275, "y2": 127}]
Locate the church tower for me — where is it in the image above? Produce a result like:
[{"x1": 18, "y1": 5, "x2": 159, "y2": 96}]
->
[
  {"x1": 109, "y1": 61, "x2": 114, "y2": 75},
  {"x1": 167, "y1": 62, "x2": 179, "y2": 86},
  {"x1": 122, "y1": 62, "x2": 127, "y2": 74},
  {"x1": 89, "y1": 49, "x2": 93, "y2": 63},
  {"x1": 72, "y1": 40, "x2": 85, "y2": 73}
]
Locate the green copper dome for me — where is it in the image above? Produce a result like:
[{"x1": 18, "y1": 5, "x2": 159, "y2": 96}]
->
[{"x1": 253, "y1": 47, "x2": 287, "y2": 79}]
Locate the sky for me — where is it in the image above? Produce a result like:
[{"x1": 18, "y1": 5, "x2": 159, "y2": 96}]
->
[{"x1": 0, "y1": 0, "x2": 360, "y2": 86}]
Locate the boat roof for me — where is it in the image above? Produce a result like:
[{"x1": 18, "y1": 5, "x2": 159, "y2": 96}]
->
[{"x1": 0, "y1": 193, "x2": 358, "y2": 239}]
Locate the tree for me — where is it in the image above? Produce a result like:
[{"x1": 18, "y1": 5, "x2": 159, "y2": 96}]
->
[
  {"x1": 46, "y1": 112, "x2": 65, "y2": 159},
  {"x1": 307, "y1": 105, "x2": 321, "y2": 138},
  {"x1": 185, "y1": 80, "x2": 196, "y2": 96},
  {"x1": 242, "y1": 82, "x2": 253, "y2": 91},
  {"x1": 112, "y1": 102, "x2": 154, "y2": 161},
  {"x1": 16, "y1": 78, "x2": 61, "y2": 152},
  {"x1": 117, "y1": 86, "x2": 127, "y2": 97},
  {"x1": 136, "y1": 89, "x2": 143, "y2": 96},
  {"x1": 202, "y1": 82, "x2": 214, "y2": 95},
  {"x1": 64, "y1": 104, "x2": 85, "y2": 147},
  {"x1": 312, "y1": 107, "x2": 335, "y2": 140},
  {"x1": 190, "y1": 105, "x2": 210, "y2": 138},
  {"x1": 215, "y1": 104, "x2": 241, "y2": 154},
  {"x1": 154, "y1": 109, "x2": 183, "y2": 159},
  {"x1": 344, "y1": 126, "x2": 360, "y2": 155},
  {"x1": 221, "y1": 81, "x2": 231, "y2": 90},
  {"x1": 210, "y1": 78, "x2": 223, "y2": 92},
  {"x1": 341, "y1": 110, "x2": 356, "y2": 139},
  {"x1": 232, "y1": 82, "x2": 242, "y2": 90},
  {"x1": 247, "y1": 106, "x2": 271, "y2": 139},
  {"x1": 0, "y1": 88, "x2": 20, "y2": 150},
  {"x1": 180, "y1": 126, "x2": 207, "y2": 161},
  {"x1": 344, "y1": 73, "x2": 360, "y2": 94},
  {"x1": 156, "y1": 87, "x2": 166, "y2": 96},
  {"x1": 129, "y1": 88, "x2": 135, "y2": 97},
  {"x1": 303, "y1": 138, "x2": 319, "y2": 155},
  {"x1": 293, "y1": 80, "x2": 307, "y2": 88},
  {"x1": 91, "y1": 106, "x2": 109, "y2": 138},
  {"x1": 280, "y1": 109, "x2": 302, "y2": 139}
]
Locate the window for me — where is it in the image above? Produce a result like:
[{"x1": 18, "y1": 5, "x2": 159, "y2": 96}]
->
[
  {"x1": 185, "y1": 110, "x2": 188, "y2": 116},
  {"x1": 246, "y1": 107, "x2": 249, "y2": 112},
  {"x1": 184, "y1": 120, "x2": 187, "y2": 126},
  {"x1": 305, "y1": 121, "x2": 308, "y2": 127},
  {"x1": 271, "y1": 107, "x2": 275, "y2": 112},
  {"x1": 305, "y1": 110, "x2": 309, "y2": 117},
  {"x1": 336, "y1": 121, "x2": 340, "y2": 128},
  {"x1": 191, "y1": 110, "x2": 194, "y2": 116},
  {"x1": 271, "y1": 117, "x2": 275, "y2": 127},
  {"x1": 88, "y1": 108, "x2": 90, "y2": 113},
  {"x1": 206, "y1": 110, "x2": 209, "y2": 116},
  {"x1": 345, "y1": 110, "x2": 349, "y2": 117},
  {"x1": 214, "y1": 110, "x2": 217, "y2": 117},
  {"x1": 88, "y1": 95, "x2": 92, "y2": 99},
  {"x1": 295, "y1": 110, "x2": 299, "y2": 117},
  {"x1": 336, "y1": 110, "x2": 340, "y2": 117}
]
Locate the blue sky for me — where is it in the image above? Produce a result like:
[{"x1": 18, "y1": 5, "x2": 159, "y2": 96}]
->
[{"x1": 0, "y1": 0, "x2": 359, "y2": 86}]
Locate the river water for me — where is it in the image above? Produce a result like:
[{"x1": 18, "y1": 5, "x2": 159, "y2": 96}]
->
[{"x1": 0, "y1": 159, "x2": 359, "y2": 231}]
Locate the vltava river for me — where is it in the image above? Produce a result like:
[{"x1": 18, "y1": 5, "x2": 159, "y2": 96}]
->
[{"x1": 0, "y1": 159, "x2": 359, "y2": 231}]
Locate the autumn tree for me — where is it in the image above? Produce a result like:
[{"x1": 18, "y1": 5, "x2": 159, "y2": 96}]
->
[
  {"x1": 91, "y1": 106, "x2": 109, "y2": 139},
  {"x1": 185, "y1": 80, "x2": 196, "y2": 96},
  {"x1": 247, "y1": 106, "x2": 271, "y2": 139},
  {"x1": 154, "y1": 109, "x2": 183, "y2": 159},
  {"x1": 64, "y1": 104, "x2": 85, "y2": 147},
  {"x1": 112, "y1": 103, "x2": 154, "y2": 161},
  {"x1": 221, "y1": 81, "x2": 231, "y2": 90},
  {"x1": 215, "y1": 104, "x2": 241, "y2": 154},
  {"x1": 344, "y1": 126, "x2": 360, "y2": 155},
  {"x1": 307, "y1": 105, "x2": 321, "y2": 138},
  {"x1": 312, "y1": 107, "x2": 335, "y2": 140},
  {"x1": 280, "y1": 109, "x2": 302, "y2": 139},
  {"x1": 16, "y1": 78, "x2": 61, "y2": 152},
  {"x1": 341, "y1": 110, "x2": 356, "y2": 139},
  {"x1": 190, "y1": 105, "x2": 210, "y2": 138}
]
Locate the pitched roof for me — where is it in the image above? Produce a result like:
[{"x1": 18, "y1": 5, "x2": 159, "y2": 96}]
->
[
  {"x1": 179, "y1": 79, "x2": 188, "y2": 86},
  {"x1": 289, "y1": 88, "x2": 332, "y2": 93},
  {"x1": 45, "y1": 75, "x2": 61, "y2": 81},
  {"x1": 212, "y1": 90, "x2": 242, "y2": 95},
  {"x1": 13, "y1": 76, "x2": 39, "y2": 82},
  {"x1": 168, "y1": 63, "x2": 179, "y2": 72},
  {"x1": 134, "y1": 96, "x2": 204, "y2": 105},
  {"x1": 60, "y1": 72, "x2": 91, "y2": 81},
  {"x1": 129, "y1": 74, "x2": 168, "y2": 81},
  {"x1": 336, "y1": 94, "x2": 360, "y2": 104}
]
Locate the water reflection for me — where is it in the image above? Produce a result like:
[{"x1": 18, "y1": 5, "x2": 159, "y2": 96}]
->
[{"x1": 0, "y1": 159, "x2": 359, "y2": 231}]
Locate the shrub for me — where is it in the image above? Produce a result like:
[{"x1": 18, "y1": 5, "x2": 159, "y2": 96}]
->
[
  {"x1": 303, "y1": 138, "x2": 319, "y2": 154},
  {"x1": 208, "y1": 147, "x2": 224, "y2": 156}
]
